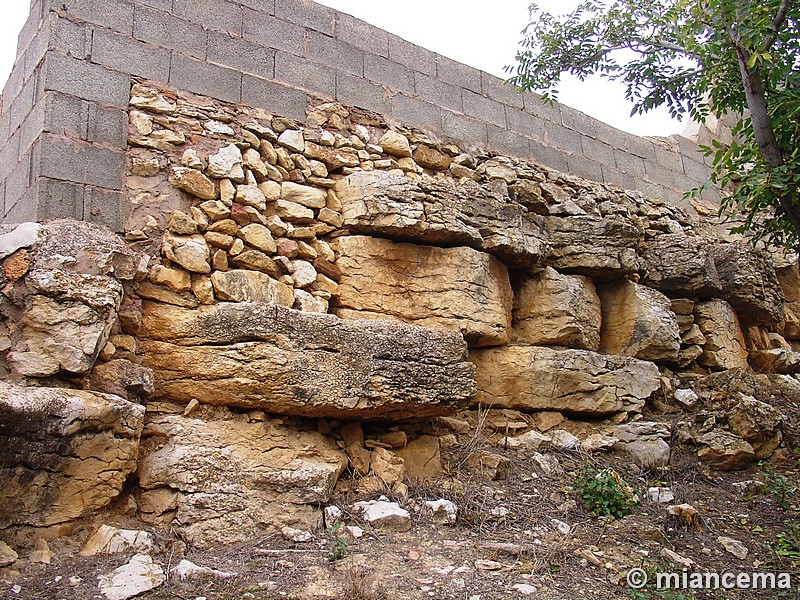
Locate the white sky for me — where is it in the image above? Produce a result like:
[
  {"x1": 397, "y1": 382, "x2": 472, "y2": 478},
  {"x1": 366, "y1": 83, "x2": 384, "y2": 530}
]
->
[{"x1": 0, "y1": 1, "x2": 683, "y2": 137}]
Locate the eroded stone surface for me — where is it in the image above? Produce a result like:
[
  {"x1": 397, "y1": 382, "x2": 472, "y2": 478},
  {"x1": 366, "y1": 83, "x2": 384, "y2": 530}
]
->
[
  {"x1": 640, "y1": 233, "x2": 721, "y2": 297},
  {"x1": 713, "y1": 243, "x2": 784, "y2": 325},
  {"x1": 695, "y1": 300, "x2": 749, "y2": 370}
]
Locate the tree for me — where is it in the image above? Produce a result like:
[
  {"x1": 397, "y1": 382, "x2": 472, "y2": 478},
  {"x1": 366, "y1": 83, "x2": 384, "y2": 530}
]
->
[{"x1": 508, "y1": 0, "x2": 800, "y2": 250}]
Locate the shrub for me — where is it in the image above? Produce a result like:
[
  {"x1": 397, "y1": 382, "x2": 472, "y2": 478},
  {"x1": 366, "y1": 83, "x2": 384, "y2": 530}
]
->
[{"x1": 574, "y1": 463, "x2": 638, "y2": 518}]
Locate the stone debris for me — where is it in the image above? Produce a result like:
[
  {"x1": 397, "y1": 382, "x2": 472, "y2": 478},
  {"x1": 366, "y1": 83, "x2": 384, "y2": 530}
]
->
[
  {"x1": 674, "y1": 388, "x2": 699, "y2": 409},
  {"x1": 97, "y1": 554, "x2": 165, "y2": 600},
  {"x1": 0, "y1": 541, "x2": 17, "y2": 567},
  {"x1": 353, "y1": 499, "x2": 412, "y2": 532},
  {"x1": 424, "y1": 499, "x2": 458, "y2": 525},
  {"x1": 647, "y1": 487, "x2": 676, "y2": 503},
  {"x1": 281, "y1": 526, "x2": 313, "y2": 543},
  {"x1": 29, "y1": 539, "x2": 53, "y2": 564},
  {"x1": 81, "y1": 526, "x2": 155, "y2": 556},
  {"x1": 169, "y1": 559, "x2": 238, "y2": 582},
  {"x1": 717, "y1": 536, "x2": 749, "y2": 559},
  {"x1": 660, "y1": 547, "x2": 695, "y2": 569}
]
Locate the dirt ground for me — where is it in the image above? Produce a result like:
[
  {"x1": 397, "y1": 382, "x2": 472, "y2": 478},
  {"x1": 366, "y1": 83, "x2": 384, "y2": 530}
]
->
[{"x1": 2, "y1": 399, "x2": 799, "y2": 600}]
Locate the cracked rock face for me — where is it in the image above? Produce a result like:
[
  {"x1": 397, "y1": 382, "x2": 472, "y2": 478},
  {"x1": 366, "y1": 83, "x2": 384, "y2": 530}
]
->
[
  {"x1": 138, "y1": 301, "x2": 477, "y2": 420},
  {"x1": 0, "y1": 382, "x2": 145, "y2": 528},
  {"x1": 469, "y1": 346, "x2": 661, "y2": 416},
  {"x1": 136, "y1": 407, "x2": 347, "y2": 548}
]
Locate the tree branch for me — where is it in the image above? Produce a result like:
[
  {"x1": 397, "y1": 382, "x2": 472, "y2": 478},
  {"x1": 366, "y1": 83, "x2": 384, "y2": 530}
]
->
[{"x1": 765, "y1": 0, "x2": 791, "y2": 51}]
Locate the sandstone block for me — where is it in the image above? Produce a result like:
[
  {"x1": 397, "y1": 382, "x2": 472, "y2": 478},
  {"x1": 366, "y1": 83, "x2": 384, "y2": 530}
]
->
[
  {"x1": 641, "y1": 233, "x2": 721, "y2": 297},
  {"x1": 0, "y1": 383, "x2": 144, "y2": 528},
  {"x1": 238, "y1": 224, "x2": 277, "y2": 254},
  {"x1": 210, "y1": 270, "x2": 294, "y2": 305},
  {"x1": 235, "y1": 185, "x2": 267, "y2": 211},
  {"x1": 694, "y1": 300, "x2": 749, "y2": 370},
  {"x1": 138, "y1": 302, "x2": 476, "y2": 420},
  {"x1": 332, "y1": 236, "x2": 512, "y2": 347},
  {"x1": 471, "y1": 346, "x2": 660, "y2": 415},
  {"x1": 281, "y1": 182, "x2": 327, "y2": 208},
  {"x1": 512, "y1": 267, "x2": 601, "y2": 350},
  {"x1": 379, "y1": 130, "x2": 412, "y2": 157},
  {"x1": 776, "y1": 262, "x2": 800, "y2": 339},
  {"x1": 168, "y1": 166, "x2": 217, "y2": 200},
  {"x1": 162, "y1": 232, "x2": 210, "y2": 274},
  {"x1": 713, "y1": 242, "x2": 784, "y2": 324}
]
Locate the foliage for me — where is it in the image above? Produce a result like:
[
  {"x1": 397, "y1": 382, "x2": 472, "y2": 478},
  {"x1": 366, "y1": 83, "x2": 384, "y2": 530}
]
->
[
  {"x1": 627, "y1": 558, "x2": 692, "y2": 599},
  {"x1": 774, "y1": 520, "x2": 800, "y2": 562},
  {"x1": 573, "y1": 463, "x2": 638, "y2": 518},
  {"x1": 761, "y1": 464, "x2": 798, "y2": 508},
  {"x1": 508, "y1": 0, "x2": 800, "y2": 250},
  {"x1": 324, "y1": 522, "x2": 348, "y2": 562}
]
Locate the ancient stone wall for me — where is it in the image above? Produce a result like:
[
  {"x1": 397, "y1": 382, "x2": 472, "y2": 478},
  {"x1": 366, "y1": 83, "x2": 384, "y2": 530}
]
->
[{"x1": 0, "y1": 0, "x2": 716, "y2": 231}]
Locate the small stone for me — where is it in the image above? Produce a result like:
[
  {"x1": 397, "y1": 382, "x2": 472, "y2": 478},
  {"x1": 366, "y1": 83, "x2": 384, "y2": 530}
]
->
[
  {"x1": 370, "y1": 447, "x2": 405, "y2": 486},
  {"x1": 170, "y1": 560, "x2": 237, "y2": 583},
  {"x1": 280, "y1": 527, "x2": 313, "y2": 543},
  {"x1": 324, "y1": 506, "x2": 343, "y2": 528},
  {"x1": 205, "y1": 120, "x2": 235, "y2": 136},
  {"x1": 379, "y1": 130, "x2": 412, "y2": 157},
  {"x1": 468, "y1": 452, "x2": 510, "y2": 480},
  {"x1": 180, "y1": 148, "x2": 204, "y2": 170},
  {"x1": 353, "y1": 500, "x2": 412, "y2": 532},
  {"x1": 412, "y1": 145, "x2": 452, "y2": 170},
  {"x1": 166, "y1": 210, "x2": 198, "y2": 235},
  {"x1": 281, "y1": 182, "x2": 327, "y2": 209},
  {"x1": 220, "y1": 179, "x2": 236, "y2": 203},
  {"x1": 81, "y1": 526, "x2": 154, "y2": 556},
  {"x1": 717, "y1": 536, "x2": 748, "y2": 559},
  {"x1": 207, "y1": 144, "x2": 245, "y2": 181},
  {"x1": 162, "y1": 233, "x2": 210, "y2": 274},
  {"x1": 0, "y1": 541, "x2": 18, "y2": 567},
  {"x1": 238, "y1": 224, "x2": 277, "y2": 254},
  {"x1": 549, "y1": 429, "x2": 581, "y2": 450},
  {"x1": 647, "y1": 487, "x2": 676, "y2": 503},
  {"x1": 130, "y1": 84, "x2": 176, "y2": 113},
  {"x1": 29, "y1": 539, "x2": 53, "y2": 564},
  {"x1": 674, "y1": 389, "x2": 699, "y2": 409},
  {"x1": 259, "y1": 180, "x2": 282, "y2": 201},
  {"x1": 230, "y1": 250, "x2": 280, "y2": 276},
  {"x1": 293, "y1": 289, "x2": 327, "y2": 313},
  {"x1": 205, "y1": 231, "x2": 235, "y2": 249},
  {"x1": 512, "y1": 584, "x2": 537, "y2": 596},
  {"x1": 130, "y1": 110, "x2": 153, "y2": 136},
  {"x1": 278, "y1": 129, "x2": 305, "y2": 153},
  {"x1": 271, "y1": 200, "x2": 315, "y2": 223},
  {"x1": 192, "y1": 276, "x2": 215, "y2": 304},
  {"x1": 317, "y1": 207, "x2": 344, "y2": 228},
  {"x1": 0, "y1": 223, "x2": 42, "y2": 259},
  {"x1": 243, "y1": 148, "x2": 268, "y2": 180},
  {"x1": 235, "y1": 185, "x2": 267, "y2": 211},
  {"x1": 511, "y1": 430, "x2": 552, "y2": 451},
  {"x1": 290, "y1": 260, "x2": 317, "y2": 288},
  {"x1": 150, "y1": 265, "x2": 191, "y2": 292},
  {"x1": 98, "y1": 554, "x2": 165, "y2": 600},
  {"x1": 210, "y1": 270, "x2": 294, "y2": 305},
  {"x1": 3, "y1": 249, "x2": 31, "y2": 282},
  {"x1": 424, "y1": 499, "x2": 457, "y2": 525},
  {"x1": 199, "y1": 200, "x2": 231, "y2": 221}
]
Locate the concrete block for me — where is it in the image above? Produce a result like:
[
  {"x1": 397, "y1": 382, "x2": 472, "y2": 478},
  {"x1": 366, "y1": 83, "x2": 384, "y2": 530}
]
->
[
  {"x1": 308, "y1": 31, "x2": 363, "y2": 77},
  {"x1": 0, "y1": 132, "x2": 22, "y2": 181},
  {"x1": 487, "y1": 125, "x2": 530, "y2": 160},
  {"x1": 37, "y1": 133, "x2": 126, "y2": 190},
  {"x1": 681, "y1": 155, "x2": 711, "y2": 182},
  {"x1": 567, "y1": 155, "x2": 603, "y2": 183},
  {"x1": 505, "y1": 106, "x2": 544, "y2": 141},
  {"x1": 335, "y1": 71, "x2": 392, "y2": 116},
  {"x1": 136, "y1": 0, "x2": 174, "y2": 9},
  {"x1": 413, "y1": 72, "x2": 462, "y2": 113},
  {"x1": 44, "y1": 92, "x2": 127, "y2": 148},
  {"x1": 528, "y1": 141, "x2": 570, "y2": 173},
  {"x1": 601, "y1": 164, "x2": 637, "y2": 191},
  {"x1": 37, "y1": 177, "x2": 85, "y2": 220},
  {"x1": 391, "y1": 94, "x2": 443, "y2": 134},
  {"x1": 645, "y1": 158, "x2": 682, "y2": 189},
  {"x1": 90, "y1": 28, "x2": 171, "y2": 81},
  {"x1": 43, "y1": 52, "x2": 131, "y2": 108},
  {"x1": 274, "y1": 51, "x2": 335, "y2": 99},
  {"x1": 1, "y1": 62, "x2": 27, "y2": 111},
  {"x1": 3, "y1": 157, "x2": 33, "y2": 217},
  {"x1": 173, "y1": 0, "x2": 243, "y2": 35},
  {"x1": 47, "y1": 0, "x2": 134, "y2": 34},
  {"x1": 613, "y1": 149, "x2": 646, "y2": 178},
  {"x1": 48, "y1": 13, "x2": 92, "y2": 60},
  {"x1": 243, "y1": 10, "x2": 307, "y2": 56},
  {"x1": 241, "y1": 75, "x2": 307, "y2": 122},
  {"x1": 169, "y1": 54, "x2": 242, "y2": 105},
  {"x1": 441, "y1": 110, "x2": 488, "y2": 149},
  {"x1": 560, "y1": 105, "x2": 604, "y2": 139},
  {"x1": 7, "y1": 80, "x2": 37, "y2": 133},
  {"x1": 274, "y1": 0, "x2": 334, "y2": 36},
  {"x1": 207, "y1": 31, "x2": 275, "y2": 80},
  {"x1": 239, "y1": 0, "x2": 275, "y2": 13},
  {"x1": 335, "y1": 12, "x2": 388, "y2": 58},
  {"x1": 20, "y1": 19, "x2": 50, "y2": 77},
  {"x1": 522, "y1": 93, "x2": 562, "y2": 125},
  {"x1": 636, "y1": 178, "x2": 670, "y2": 201},
  {"x1": 435, "y1": 54, "x2": 481, "y2": 94},
  {"x1": 134, "y1": 5, "x2": 207, "y2": 59},
  {"x1": 544, "y1": 120, "x2": 583, "y2": 154},
  {"x1": 5, "y1": 188, "x2": 39, "y2": 225},
  {"x1": 580, "y1": 136, "x2": 615, "y2": 169},
  {"x1": 624, "y1": 135, "x2": 657, "y2": 162},
  {"x1": 481, "y1": 72, "x2": 523, "y2": 109},
  {"x1": 84, "y1": 183, "x2": 125, "y2": 231},
  {"x1": 388, "y1": 34, "x2": 436, "y2": 77},
  {"x1": 462, "y1": 90, "x2": 506, "y2": 127},
  {"x1": 18, "y1": 100, "x2": 46, "y2": 158},
  {"x1": 364, "y1": 53, "x2": 414, "y2": 95},
  {"x1": 15, "y1": 7, "x2": 43, "y2": 62}
]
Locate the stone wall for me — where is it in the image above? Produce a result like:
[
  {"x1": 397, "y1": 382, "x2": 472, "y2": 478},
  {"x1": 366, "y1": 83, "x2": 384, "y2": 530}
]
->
[{"x1": 0, "y1": 0, "x2": 716, "y2": 231}]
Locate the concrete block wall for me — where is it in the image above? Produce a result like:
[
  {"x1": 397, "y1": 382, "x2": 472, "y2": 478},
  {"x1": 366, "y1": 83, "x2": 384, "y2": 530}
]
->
[{"x1": 0, "y1": 0, "x2": 714, "y2": 231}]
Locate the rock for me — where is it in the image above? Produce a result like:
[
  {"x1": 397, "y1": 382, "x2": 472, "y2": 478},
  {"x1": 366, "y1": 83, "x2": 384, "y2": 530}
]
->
[
  {"x1": 512, "y1": 267, "x2": 601, "y2": 350},
  {"x1": 674, "y1": 389, "x2": 699, "y2": 409},
  {"x1": 270, "y1": 199, "x2": 315, "y2": 223},
  {"x1": 695, "y1": 300, "x2": 749, "y2": 370},
  {"x1": 379, "y1": 130, "x2": 412, "y2": 157},
  {"x1": 395, "y1": 435, "x2": 442, "y2": 480},
  {"x1": 334, "y1": 171, "x2": 549, "y2": 268},
  {"x1": 530, "y1": 452, "x2": 564, "y2": 477},
  {"x1": 582, "y1": 434, "x2": 617, "y2": 453},
  {"x1": 235, "y1": 184, "x2": 267, "y2": 211},
  {"x1": 424, "y1": 499, "x2": 457, "y2": 525},
  {"x1": 87, "y1": 359, "x2": 155, "y2": 401},
  {"x1": 549, "y1": 428, "x2": 581, "y2": 450},
  {"x1": 162, "y1": 232, "x2": 210, "y2": 273},
  {"x1": 727, "y1": 394, "x2": 783, "y2": 459},
  {"x1": 281, "y1": 182, "x2": 327, "y2": 208},
  {"x1": 598, "y1": 280, "x2": 681, "y2": 362},
  {"x1": 0, "y1": 541, "x2": 17, "y2": 567},
  {"x1": 138, "y1": 302, "x2": 476, "y2": 420},
  {"x1": 29, "y1": 539, "x2": 53, "y2": 564},
  {"x1": 0, "y1": 222, "x2": 42, "y2": 258},
  {"x1": 377, "y1": 431, "x2": 408, "y2": 449},
  {"x1": 293, "y1": 289, "x2": 328, "y2": 313},
  {"x1": 97, "y1": 554, "x2": 165, "y2": 600},
  {"x1": 468, "y1": 452, "x2": 510, "y2": 480},
  {"x1": 641, "y1": 233, "x2": 721, "y2": 296},
  {"x1": 659, "y1": 548, "x2": 695, "y2": 569},
  {"x1": 278, "y1": 129, "x2": 305, "y2": 153},
  {"x1": 613, "y1": 421, "x2": 672, "y2": 467},
  {"x1": 511, "y1": 430, "x2": 552, "y2": 451},
  {"x1": 0, "y1": 383, "x2": 145, "y2": 528},
  {"x1": 150, "y1": 264, "x2": 191, "y2": 292},
  {"x1": 713, "y1": 242, "x2": 784, "y2": 324},
  {"x1": 512, "y1": 584, "x2": 538, "y2": 596},
  {"x1": 776, "y1": 262, "x2": 800, "y2": 339},
  {"x1": 290, "y1": 259, "x2": 318, "y2": 288},
  {"x1": 471, "y1": 346, "x2": 660, "y2": 415},
  {"x1": 4, "y1": 249, "x2": 31, "y2": 281},
  {"x1": 324, "y1": 506, "x2": 343, "y2": 527},
  {"x1": 170, "y1": 559, "x2": 238, "y2": 582},
  {"x1": 697, "y1": 430, "x2": 755, "y2": 470},
  {"x1": 137, "y1": 408, "x2": 346, "y2": 547},
  {"x1": 370, "y1": 447, "x2": 405, "y2": 486},
  {"x1": 749, "y1": 348, "x2": 800, "y2": 374},
  {"x1": 717, "y1": 536, "x2": 748, "y2": 560},
  {"x1": 354, "y1": 499, "x2": 412, "y2": 532},
  {"x1": 647, "y1": 487, "x2": 675, "y2": 503},
  {"x1": 210, "y1": 270, "x2": 294, "y2": 305},
  {"x1": 168, "y1": 166, "x2": 217, "y2": 200},
  {"x1": 81, "y1": 526, "x2": 155, "y2": 556},
  {"x1": 238, "y1": 224, "x2": 277, "y2": 253},
  {"x1": 281, "y1": 526, "x2": 313, "y2": 543},
  {"x1": 207, "y1": 143, "x2": 244, "y2": 181},
  {"x1": 333, "y1": 235, "x2": 513, "y2": 347},
  {"x1": 551, "y1": 518, "x2": 571, "y2": 535},
  {"x1": 681, "y1": 324, "x2": 706, "y2": 345},
  {"x1": 532, "y1": 411, "x2": 565, "y2": 432},
  {"x1": 413, "y1": 145, "x2": 452, "y2": 170}
]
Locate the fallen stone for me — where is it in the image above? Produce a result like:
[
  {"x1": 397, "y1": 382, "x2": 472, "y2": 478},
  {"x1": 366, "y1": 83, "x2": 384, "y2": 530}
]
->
[
  {"x1": 354, "y1": 499, "x2": 412, "y2": 532},
  {"x1": 659, "y1": 547, "x2": 695, "y2": 569},
  {"x1": 86, "y1": 359, "x2": 155, "y2": 402},
  {"x1": 717, "y1": 536, "x2": 748, "y2": 560},
  {"x1": 333, "y1": 235, "x2": 513, "y2": 347},
  {"x1": 170, "y1": 559, "x2": 238, "y2": 582},
  {"x1": 468, "y1": 452, "x2": 510, "y2": 480},
  {"x1": 281, "y1": 182, "x2": 327, "y2": 208},
  {"x1": 29, "y1": 539, "x2": 53, "y2": 564},
  {"x1": 162, "y1": 232, "x2": 210, "y2": 274},
  {"x1": 97, "y1": 554, "x2": 165, "y2": 600},
  {"x1": 424, "y1": 499, "x2": 457, "y2": 525},
  {"x1": 582, "y1": 434, "x2": 618, "y2": 453},
  {"x1": 674, "y1": 388, "x2": 699, "y2": 409},
  {"x1": 0, "y1": 541, "x2": 17, "y2": 567},
  {"x1": 370, "y1": 447, "x2": 405, "y2": 487},
  {"x1": 81, "y1": 525, "x2": 155, "y2": 556},
  {"x1": 647, "y1": 487, "x2": 675, "y2": 503},
  {"x1": 697, "y1": 430, "x2": 755, "y2": 471},
  {"x1": 549, "y1": 429, "x2": 581, "y2": 450},
  {"x1": 394, "y1": 435, "x2": 442, "y2": 480},
  {"x1": 727, "y1": 394, "x2": 783, "y2": 459},
  {"x1": 530, "y1": 452, "x2": 564, "y2": 477},
  {"x1": 281, "y1": 526, "x2": 313, "y2": 543}
]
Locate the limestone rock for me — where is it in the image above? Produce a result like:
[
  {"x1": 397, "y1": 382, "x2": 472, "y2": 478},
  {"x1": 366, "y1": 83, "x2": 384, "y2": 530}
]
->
[
  {"x1": 512, "y1": 267, "x2": 601, "y2": 350},
  {"x1": 641, "y1": 233, "x2": 721, "y2": 297},
  {"x1": 210, "y1": 270, "x2": 294, "y2": 305},
  {"x1": 613, "y1": 422, "x2": 672, "y2": 468},
  {"x1": 597, "y1": 280, "x2": 681, "y2": 362},
  {"x1": 695, "y1": 300, "x2": 749, "y2": 370},
  {"x1": 0, "y1": 383, "x2": 144, "y2": 528},
  {"x1": 168, "y1": 166, "x2": 216, "y2": 200},
  {"x1": 235, "y1": 185, "x2": 267, "y2": 211},
  {"x1": 717, "y1": 536, "x2": 749, "y2": 560},
  {"x1": 394, "y1": 435, "x2": 442, "y2": 480},
  {"x1": 98, "y1": 554, "x2": 165, "y2": 600},
  {"x1": 713, "y1": 243, "x2": 784, "y2": 324},
  {"x1": 379, "y1": 130, "x2": 412, "y2": 157},
  {"x1": 334, "y1": 171, "x2": 549, "y2": 268},
  {"x1": 776, "y1": 262, "x2": 800, "y2": 339},
  {"x1": 370, "y1": 447, "x2": 405, "y2": 486},
  {"x1": 424, "y1": 499, "x2": 457, "y2": 524},
  {"x1": 207, "y1": 143, "x2": 244, "y2": 181},
  {"x1": 332, "y1": 236, "x2": 512, "y2": 347},
  {"x1": 468, "y1": 452, "x2": 510, "y2": 480},
  {"x1": 354, "y1": 499, "x2": 412, "y2": 532},
  {"x1": 81, "y1": 525, "x2": 155, "y2": 556},
  {"x1": 86, "y1": 359, "x2": 155, "y2": 401},
  {"x1": 170, "y1": 559, "x2": 238, "y2": 582},
  {"x1": 238, "y1": 224, "x2": 277, "y2": 254},
  {"x1": 137, "y1": 409, "x2": 346, "y2": 547},
  {"x1": 413, "y1": 145, "x2": 452, "y2": 170},
  {"x1": 138, "y1": 302, "x2": 476, "y2": 420},
  {"x1": 281, "y1": 182, "x2": 327, "y2": 209},
  {"x1": 161, "y1": 232, "x2": 210, "y2": 274},
  {"x1": 697, "y1": 430, "x2": 755, "y2": 471},
  {"x1": 471, "y1": 346, "x2": 660, "y2": 415},
  {"x1": 727, "y1": 394, "x2": 782, "y2": 459},
  {"x1": 0, "y1": 541, "x2": 17, "y2": 567},
  {"x1": 0, "y1": 222, "x2": 42, "y2": 259}
]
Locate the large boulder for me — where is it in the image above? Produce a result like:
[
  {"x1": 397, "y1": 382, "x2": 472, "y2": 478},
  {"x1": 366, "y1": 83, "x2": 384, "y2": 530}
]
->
[
  {"x1": 470, "y1": 346, "x2": 661, "y2": 415},
  {"x1": 697, "y1": 430, "x2": 755, "y2": 471},
  {"x1": 597, "y1": 280, "x2": 681, "y2": 362},
  {"x1": 713, "y1": 243, "x2": 784, "y2": 325},
  {"x1": 727, "y1": 394, "x2": 783, "y2": 459},
  {"x1": 0, "y1": 383, "x2": 145, "y2": 528},
  {"x1": 776, "y1": 262, "x2": 800, "y2": 339},
  {"x1": 334, "y1": 171, "x2": 550, "y2": 269},
  {"x1": 332, "y1": 236, "x2": 512, "y2": 347},
  {"x1": 640, "y1": 233, "x2": 722, "y2": 297},
  {"x1": 138, "y1": 302, "x2": 476, "y2": 420},
  {"x1": 137, "y1": 406, "x2": 346, "y2": 548},
  {"x1": 694, "y1": 300, "x2": 749, "y2": 370},
  {"x1": 512, "y1": 267, "x2": 601, "y2": 350}
]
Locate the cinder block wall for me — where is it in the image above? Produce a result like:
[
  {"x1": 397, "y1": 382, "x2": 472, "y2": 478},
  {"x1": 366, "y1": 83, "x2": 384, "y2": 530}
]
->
[{"x1": 0, "y1": 0, "x2": 714, "y2": 231}]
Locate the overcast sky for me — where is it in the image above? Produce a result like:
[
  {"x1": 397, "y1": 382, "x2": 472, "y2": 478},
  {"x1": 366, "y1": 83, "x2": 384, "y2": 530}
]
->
[{"x1": 0, "y1": 1, "x2": 683, "y2": 137}]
